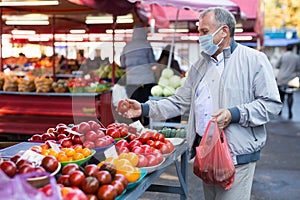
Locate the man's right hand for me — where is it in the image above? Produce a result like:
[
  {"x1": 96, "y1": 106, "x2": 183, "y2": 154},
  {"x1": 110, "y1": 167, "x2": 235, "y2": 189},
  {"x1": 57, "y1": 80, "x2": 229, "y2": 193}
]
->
[{"x1": 116, "y1": 99, "x2": 142, "y2": 118}]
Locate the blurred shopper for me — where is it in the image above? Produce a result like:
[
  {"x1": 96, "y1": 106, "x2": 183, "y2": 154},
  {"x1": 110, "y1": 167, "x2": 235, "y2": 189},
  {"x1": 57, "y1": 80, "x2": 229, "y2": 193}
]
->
[
  {"x1": 119, "y1": 11, "x2": 156, "y2": 126},
  {"x1": 117, "y1": 7, "x2": 282, "y2": 200},
  {"x1": 275, "y1": 44, "x2": 300, "y2": 119},
  {"x1": 153, "y1": 44, "x2": 183, "y2": 82}
]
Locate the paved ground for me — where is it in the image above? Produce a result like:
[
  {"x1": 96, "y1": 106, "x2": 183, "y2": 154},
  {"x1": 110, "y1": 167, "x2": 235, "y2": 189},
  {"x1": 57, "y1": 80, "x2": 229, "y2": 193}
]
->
[{"x1": 139, "y1": 90, "x2": 300, "y2": 200}]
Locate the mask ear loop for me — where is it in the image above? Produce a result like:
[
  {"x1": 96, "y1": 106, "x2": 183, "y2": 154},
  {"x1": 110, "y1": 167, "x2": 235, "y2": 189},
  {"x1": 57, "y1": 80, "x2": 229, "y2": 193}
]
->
[{"x1": 214, "y1": 26, "x2": 226, "y2": 46}]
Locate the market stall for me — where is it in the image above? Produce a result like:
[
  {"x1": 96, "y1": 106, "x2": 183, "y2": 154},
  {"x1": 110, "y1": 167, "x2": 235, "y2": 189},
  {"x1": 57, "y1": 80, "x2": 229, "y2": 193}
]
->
[
  {"x1": 0, "y1": 91, "x2": 114, "y2": 136},
  {"x1": 0, "y1": 121, "x2": 189, "y2": 199}
]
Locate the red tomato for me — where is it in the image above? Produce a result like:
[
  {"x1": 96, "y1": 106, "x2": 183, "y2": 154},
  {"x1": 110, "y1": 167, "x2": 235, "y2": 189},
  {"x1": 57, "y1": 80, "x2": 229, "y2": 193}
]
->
[
  {"x1": 117, "y1": 147, "x2": 130, "y2": 154},
  {"x1": 81, "y1": 176, "x2": 99, "y2": 194},
  {"x1": 57, "y1": 174, "x2": 71, "y2": 186},
  {"x1": 156, "y1": 142, "x2": 170, "y2": 154},
  {"x1": 117, "y1": 99, "x2": 130, "y2": 114},
  {"x1": 113, "y1": 174, "x2": 128, "y2": 188},
  {"x1": 96, "y1": 170, "x2": 112, "y2": 185},
  {"x1": 97, "y1": 185, "x2": 118, "y2": 200},
  {"x1": 146, "y1": 154, "x2": 159, "y2": 167},
  {"x1": 139, "y1": 131, "x2": 154, "y2": 144},
  {"x1": 84, "y1": 164, "x2": 99, "y2": 177},
  {"x1": 62, "y1": 163, "x2": 80, "y2": 175},
  {"x1": 69, "y1": 170, "x2": 85, "y2": 187},
  {"x1": 131, "y1": 146, "x2": 144, "y2": 154},
  {"x1": 115, "y1": 139, "x2": 129, "y2": 149},
  {"x1": 63, "y1": 188, "x2": 87, "y2": 200},
  {"x1": 0, "y1": 160, "x2": 17, "y2": 178},
  {"x1": 118, "y1": 127, "x2": 128, "y2": 138},
  {"x1": 164, "y1": 139, "x2": 175, "y2": 153},
  {"x1": 146, "y1": 140, "x2": 155, "y2": 148},
  {"x1": 106, "y1": 128, "x2": 120, "y2": 139},
  {"x1": 137, "y1": 154, "x2": 148, "y2": 168},
  {"x1": 41, "y1": 155, "x2": 59, "y2": 173},
  {"x1": 111, "y1": 180, "x2": 125, "y2": 195},
  {"x1": 128, "y1": 139, "x2": 142, "y2": 150}
]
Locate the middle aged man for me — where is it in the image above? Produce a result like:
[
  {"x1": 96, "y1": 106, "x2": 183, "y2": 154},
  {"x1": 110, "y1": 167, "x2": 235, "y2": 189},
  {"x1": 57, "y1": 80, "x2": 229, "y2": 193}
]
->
[{"x1": 117, "y1": 7, "x2": 282, "y2": 200}]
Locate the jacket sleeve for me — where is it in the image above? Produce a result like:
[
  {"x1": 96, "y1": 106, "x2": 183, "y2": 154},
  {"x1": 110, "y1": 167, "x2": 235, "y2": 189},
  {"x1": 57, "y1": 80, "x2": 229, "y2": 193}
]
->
[{"x1": 238, "y1": 52, "x2": 282, "y2": 127}]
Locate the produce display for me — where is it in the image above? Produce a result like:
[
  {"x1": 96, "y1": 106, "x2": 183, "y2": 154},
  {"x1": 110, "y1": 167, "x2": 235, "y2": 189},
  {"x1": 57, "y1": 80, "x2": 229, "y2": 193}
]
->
[
  {"x1": 3, "y1": 74, "x2": 18, "y2": 91},
  {"x1": 0, "y1": 72, "x2": 112, "y2": 93},
  {"x1": 93, "y1": 63, "x2": 125, "y2": 80},
  {"x1": 1, "y1": 119, "x2": 186, "y2": 199},
  {"x1": 18, "y1": 76, "x2": 36, "y2": 92},
  {"x1": 52, "y1": 79, "x2": 69, "y2": 93},
  {"x1": 34, "y1": 76, "x2": 54, "y2": 93},
  {"x1": 0, "y1": 72, "x2": 4, "y2": 90},
  {"x1": 0, "y1": 153, "x2": 60, "y2": 178},
  {"x1": 151, "y1": 68, "x2": 186, "y2": 97},
  {"x1": 158, "y1": 127, "x2": 187, "y2": 138},
  {"x1": 57, "y1": 162, "x2": 128, "y2": 200}
]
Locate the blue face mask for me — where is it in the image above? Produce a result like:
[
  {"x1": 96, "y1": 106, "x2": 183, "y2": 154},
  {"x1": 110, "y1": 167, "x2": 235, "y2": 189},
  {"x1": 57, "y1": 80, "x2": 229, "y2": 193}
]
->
[{"x1": 199, "y1": 26, "x2": 224, "y2": 56}]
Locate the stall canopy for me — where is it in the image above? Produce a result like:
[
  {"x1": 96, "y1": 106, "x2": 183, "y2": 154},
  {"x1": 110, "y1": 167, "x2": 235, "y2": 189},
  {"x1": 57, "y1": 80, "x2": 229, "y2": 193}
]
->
[{"x1": 67, "y1": 0, "x2": 240, "y2": 29}]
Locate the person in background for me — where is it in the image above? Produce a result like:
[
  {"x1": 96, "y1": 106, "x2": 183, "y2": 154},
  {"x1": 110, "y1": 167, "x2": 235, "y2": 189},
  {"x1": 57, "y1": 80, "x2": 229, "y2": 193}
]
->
[
  {"x1": 275, "y1": 44, "x2": 300, "y2": 119},
  {"x1": 76, "y1": 50, "x2": 86, "y2": 69},
  {"x1": 14, "y1": 53, "x2": 28, "y2": 71},
  {"x1": 152, "y1": 44, "x2": 183, "y2": 82},
  {"x1": 117, "y1": 7, "x2": 282, "y2": 200},
  {"x1": 119, "y1": 11, "x2": 156, "y2": 126}
]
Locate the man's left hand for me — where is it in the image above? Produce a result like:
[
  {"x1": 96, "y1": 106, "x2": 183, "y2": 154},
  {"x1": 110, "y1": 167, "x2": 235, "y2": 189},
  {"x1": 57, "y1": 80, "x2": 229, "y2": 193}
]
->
[{"x1": 211, "y1": 109, "x2": 231, "y2": 129}]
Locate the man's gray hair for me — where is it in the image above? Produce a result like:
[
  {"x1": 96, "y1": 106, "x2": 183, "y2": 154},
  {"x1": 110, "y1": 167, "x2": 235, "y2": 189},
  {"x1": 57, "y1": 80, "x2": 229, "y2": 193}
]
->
[{"x1": 199, "y1": 7, "x2": 236, "y2": 37}]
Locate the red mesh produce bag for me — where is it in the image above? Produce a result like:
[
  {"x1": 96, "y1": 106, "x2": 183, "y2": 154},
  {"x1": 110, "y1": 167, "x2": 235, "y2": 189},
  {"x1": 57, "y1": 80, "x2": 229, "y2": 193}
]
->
[{"x1": 193, "y1": 118, "x2": 235, "y2": 190}]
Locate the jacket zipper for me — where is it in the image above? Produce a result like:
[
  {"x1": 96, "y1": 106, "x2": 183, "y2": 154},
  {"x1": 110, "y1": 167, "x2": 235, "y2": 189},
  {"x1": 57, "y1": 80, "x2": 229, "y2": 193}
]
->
[{"x1": 251, "y1": 127, "x2": 258, "y2": 141}]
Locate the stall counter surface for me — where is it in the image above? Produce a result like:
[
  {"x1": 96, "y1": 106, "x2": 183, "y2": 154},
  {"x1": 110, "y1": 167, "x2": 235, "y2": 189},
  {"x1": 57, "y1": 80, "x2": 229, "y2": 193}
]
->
[{"x1": 0, "y1": 141, "x2": 189, "y2": 200}]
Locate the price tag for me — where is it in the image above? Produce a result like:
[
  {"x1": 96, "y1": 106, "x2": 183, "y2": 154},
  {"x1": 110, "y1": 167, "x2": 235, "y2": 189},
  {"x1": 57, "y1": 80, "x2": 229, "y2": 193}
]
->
[
  {"x1": 129, "y1": 120, "x2": 145, "y2": 136},
  {"x1": 21, "y1": 150, "x2": 45, "y2": 166},
  {"x1": 48, "y1": 141, "x2": 61, "y2": 153},
  {"x1": 104, "y1": 145, "x2": 118, "y2": 159}
]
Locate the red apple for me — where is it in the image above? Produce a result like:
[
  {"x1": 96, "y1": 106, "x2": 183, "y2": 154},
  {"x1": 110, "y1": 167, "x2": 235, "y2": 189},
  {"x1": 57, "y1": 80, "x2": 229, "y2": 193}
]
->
[
  {"x1": 78, "y1": 122, "x2": 91, "y2": 134},
  {"x1": 86, "y1": 130, "x2": 98, "y2": 141},
  {"x1": 88, "y1": 120, "x2": 101, "y2": 131},
  {"x1": 137, "y1": 154, "x2": 148, "y2": 168},
  {"x1": 83, "y1": 141, "x2": 95, "y2": 149},
  {"x1": 60, "y1": 138, "x2": 73, "y2": 148},
  {"x1": 95, "y1": 130, "x2": 105, "y2": 138}
]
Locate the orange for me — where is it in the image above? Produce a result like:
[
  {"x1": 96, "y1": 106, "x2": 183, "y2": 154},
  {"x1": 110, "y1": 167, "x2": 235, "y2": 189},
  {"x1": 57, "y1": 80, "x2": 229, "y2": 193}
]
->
[
  {"x1": 74, "y1": 145, "x2": 83, "y2": 153},
  {"x1": 114, "y1": 158, "x2": 133, "y2": 169},
  {"x1": 73, "y1": 152, "x2": 84, "y2": 161},
  {"x1": 81, "y1": 148, "x2": 91, "y2": 157},
  {"x1": 40, "y1": 143, "x2": 49, "y2": 150},
  {"x1": 48, "y1": 149, "x2": 58, "y2": 158},
  {"x1": 41, "y1": 149, "x2": 50, "y2": 156},
  {"x1": 119, "y1": 152, "x2": 139, "y2": 167},
  {"x1": 117, "y1": 165, "x2": 140, "y2": 183},
  {"x1": 65, "y1": 148, "x2": 76, "y2": 157},
  {"x1": 57, "y1": 151, "x2": 68, "y2": 162}
]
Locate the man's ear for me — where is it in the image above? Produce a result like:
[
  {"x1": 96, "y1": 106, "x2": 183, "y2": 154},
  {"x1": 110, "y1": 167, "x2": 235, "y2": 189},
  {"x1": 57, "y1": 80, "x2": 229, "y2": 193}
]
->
[{"x1": 222, "y1": 25, "x2": 229, "y2": 38}]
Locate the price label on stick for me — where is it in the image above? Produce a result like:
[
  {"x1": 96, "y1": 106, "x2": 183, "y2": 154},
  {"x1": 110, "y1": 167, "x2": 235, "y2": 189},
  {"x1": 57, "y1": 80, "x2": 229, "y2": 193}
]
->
[
  {"x1": 104, "y1": 145, "x2": 118, "y2": 159},
  {"x1": 129, "y1": 120, "x2": 145, "y2": 136},
  {"x1": 48, "y1": 141, "x2": 61, "y2": 153},
  {"x1": 21, "y1": 150, "x2": 45, "y2": 166}
]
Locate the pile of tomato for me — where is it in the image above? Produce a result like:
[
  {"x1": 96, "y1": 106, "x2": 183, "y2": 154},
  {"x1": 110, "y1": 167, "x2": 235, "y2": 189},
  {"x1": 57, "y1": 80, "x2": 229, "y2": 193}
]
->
[{"x1": 57, "y1": 163, "x2": 128, "y2": 200}]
